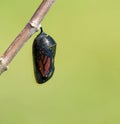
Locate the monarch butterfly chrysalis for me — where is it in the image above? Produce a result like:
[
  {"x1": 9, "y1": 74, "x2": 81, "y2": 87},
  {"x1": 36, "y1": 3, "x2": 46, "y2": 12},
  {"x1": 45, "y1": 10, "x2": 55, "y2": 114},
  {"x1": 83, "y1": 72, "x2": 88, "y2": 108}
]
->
[{"x1": 32, "y1": 27, "x2": 57, "y2": 84}]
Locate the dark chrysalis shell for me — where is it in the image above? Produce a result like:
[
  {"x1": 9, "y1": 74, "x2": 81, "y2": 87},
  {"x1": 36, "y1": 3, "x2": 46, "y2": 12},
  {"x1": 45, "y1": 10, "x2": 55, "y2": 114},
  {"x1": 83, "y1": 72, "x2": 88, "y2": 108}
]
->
[{"x1": 32, "y1": 30, "x2": 57, "y2": 84}]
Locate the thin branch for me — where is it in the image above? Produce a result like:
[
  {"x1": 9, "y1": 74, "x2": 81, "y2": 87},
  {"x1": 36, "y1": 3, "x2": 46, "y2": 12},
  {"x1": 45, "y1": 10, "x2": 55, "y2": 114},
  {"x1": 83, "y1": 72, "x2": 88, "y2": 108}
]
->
[{"x1": 0, "y1": 0, "x2": 55, "y2": 75}]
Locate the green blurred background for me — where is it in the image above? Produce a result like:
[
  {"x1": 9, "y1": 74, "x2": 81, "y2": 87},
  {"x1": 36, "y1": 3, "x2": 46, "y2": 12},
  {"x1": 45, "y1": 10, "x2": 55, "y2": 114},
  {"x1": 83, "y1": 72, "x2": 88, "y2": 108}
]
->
[{"x1": 0, "y1": 0, "x2": 120, "y2": 124}]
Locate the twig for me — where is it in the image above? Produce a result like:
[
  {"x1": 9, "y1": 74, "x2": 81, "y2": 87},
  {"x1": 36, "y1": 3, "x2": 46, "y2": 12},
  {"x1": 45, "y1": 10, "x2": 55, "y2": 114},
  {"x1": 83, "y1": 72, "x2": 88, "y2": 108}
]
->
[{"x1": 0, "y1": 0, "x2": 55, "y2": 75}]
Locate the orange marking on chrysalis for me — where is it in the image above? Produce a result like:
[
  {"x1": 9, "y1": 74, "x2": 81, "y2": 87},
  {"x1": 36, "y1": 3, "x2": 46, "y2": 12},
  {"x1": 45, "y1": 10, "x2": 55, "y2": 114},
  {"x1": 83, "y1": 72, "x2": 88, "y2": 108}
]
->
[
  {"x1": 43, "y1": 56, "x2": 47, "y2": 64},
  {"x1": 45, "y1": 58, "x2": 50, "y2": 72},
  {"x1": 38, "y1": 61, "x2": 45, "y2": 77}
]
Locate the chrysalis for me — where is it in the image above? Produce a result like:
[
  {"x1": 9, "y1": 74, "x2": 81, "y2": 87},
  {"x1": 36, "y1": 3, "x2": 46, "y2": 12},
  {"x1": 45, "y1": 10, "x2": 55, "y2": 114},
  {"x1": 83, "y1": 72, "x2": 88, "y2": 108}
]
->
[{"x1": 32, "y1": 27, "x2": 57, "y2": 84}]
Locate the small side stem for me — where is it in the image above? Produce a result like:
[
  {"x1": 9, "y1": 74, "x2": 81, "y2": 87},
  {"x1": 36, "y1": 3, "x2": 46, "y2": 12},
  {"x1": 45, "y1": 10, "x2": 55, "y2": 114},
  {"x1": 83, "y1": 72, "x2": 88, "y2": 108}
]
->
[{"x1": 0, "y1": 0, "x2": 55, "y2": 75}]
